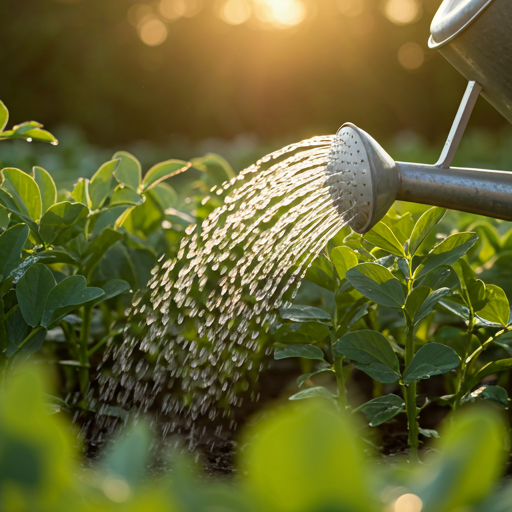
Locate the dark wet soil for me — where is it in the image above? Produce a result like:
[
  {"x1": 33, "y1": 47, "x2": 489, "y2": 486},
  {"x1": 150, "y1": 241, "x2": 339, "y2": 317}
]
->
[{"x1": 74, "y1": 358, "x2": 512, "y2": 477}]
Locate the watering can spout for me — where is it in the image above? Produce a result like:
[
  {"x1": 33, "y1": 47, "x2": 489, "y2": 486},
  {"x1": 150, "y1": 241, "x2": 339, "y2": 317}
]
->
[{"x1": 332, "y1": 122, "x2": 512, "y2": 234}]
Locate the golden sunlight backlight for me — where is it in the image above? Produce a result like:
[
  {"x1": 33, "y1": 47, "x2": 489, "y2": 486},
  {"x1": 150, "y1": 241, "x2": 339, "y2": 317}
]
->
[
  {"x1": 383, "y1": 0, "x2": 422, "y2": 25},
  {"x1": 220, "y1": 0, "x2": 253, "y2": 25},
  {"x1": 159, "y1": 0, "x2": 203, "y2": 20},
  {"x1": 337, "y1": 0, "x2": 364, "y2": 17},
  {"x1": 393, "y1": 493, "x2": 423, "y2": 512},
  {"x1": 398, "y1": 41, "x2": 424, "y2": 70},
  {"x1": 138, "y1": 17, "x2": 168, "y2": 46},
  {"x1": 218, "y1": 0, "x2": 307, "y2": 29}
]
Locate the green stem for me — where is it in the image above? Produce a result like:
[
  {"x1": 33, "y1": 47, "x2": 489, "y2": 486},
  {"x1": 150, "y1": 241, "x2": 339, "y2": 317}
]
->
[
  {"x1": 404, "y1": 319, "x2": 419, "y2": 461},
  {"x1": 330, "y1": 329, "x2": 347, "y2": 409},
  {"x1": 17, "y1": 326, "x2": 45, "y2": 351},
  {"x1": 334, "y1": 356, "x2": 347, "y2": 408},
  {"x1": 455, "y1": 326, "x2": 510, "y2": 407},
  {"x1": 403, "y1": 256, "x2": 419, "y2": 461},
  {"x1": 78, "y1": 306, "x2": 92, "y2": 396}
]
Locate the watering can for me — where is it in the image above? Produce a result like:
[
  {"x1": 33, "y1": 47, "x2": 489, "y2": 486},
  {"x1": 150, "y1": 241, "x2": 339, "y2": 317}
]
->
[{"x1": 333, "y1": 0, "x2": 512, "y2": 233}]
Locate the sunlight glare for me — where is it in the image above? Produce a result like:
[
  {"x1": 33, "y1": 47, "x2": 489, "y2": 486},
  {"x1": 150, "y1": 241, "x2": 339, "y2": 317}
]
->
[
  {"x1": 159, "y1": 0, "x2": 203, "y2": 20},
  {"x1": 253, "y1": 0, "x2": 307, "y2": 28},
  {"x1": 398, "y1": 42, "x2": 424, "y2": 70},
  {"x1": 138, "y1": 17, "x2": 168, "y2": 46},
  {"x1": 220, "y1": 0, "x2": 252, "y2": 25},
  {"x1": 394, "y1": 493, "x2": 423, "y2": 512},
  {"x1": 383, "y1": 0, "x2": 422, "y2": 25}
]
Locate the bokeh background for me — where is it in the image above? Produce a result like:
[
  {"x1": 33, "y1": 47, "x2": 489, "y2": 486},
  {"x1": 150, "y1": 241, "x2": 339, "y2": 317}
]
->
[{"x1": 1, "y1": 0, "x2": 511, "y2": 177}]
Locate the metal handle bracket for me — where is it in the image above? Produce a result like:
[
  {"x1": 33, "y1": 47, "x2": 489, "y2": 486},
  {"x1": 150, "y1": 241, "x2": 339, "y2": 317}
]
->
[{"x1": 435, "y1": 80, "x2": 482, "y2": 169}]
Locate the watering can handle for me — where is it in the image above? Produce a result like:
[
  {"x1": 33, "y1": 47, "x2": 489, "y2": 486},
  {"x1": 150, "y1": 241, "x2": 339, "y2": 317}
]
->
[{"x1": 435, "y1": 81, "x2": 482, "y2": 169}]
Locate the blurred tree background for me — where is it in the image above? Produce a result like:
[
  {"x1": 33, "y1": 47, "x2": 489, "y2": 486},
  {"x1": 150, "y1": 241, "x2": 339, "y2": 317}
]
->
[{"x1": 0, "y1": 0, "x2": 509, "y2": 156}]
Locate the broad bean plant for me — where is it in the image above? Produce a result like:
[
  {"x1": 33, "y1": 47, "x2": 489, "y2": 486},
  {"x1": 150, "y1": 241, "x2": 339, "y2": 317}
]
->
[
  {"x1": 277, "y1": 207, "x2": 512, "y2": 459},
  {"x1": 0, "y1": 99, "x2": 232, "y2": 406},
  {"x1": 1, "y1": 367, "x2": 510, "y2": 512}
]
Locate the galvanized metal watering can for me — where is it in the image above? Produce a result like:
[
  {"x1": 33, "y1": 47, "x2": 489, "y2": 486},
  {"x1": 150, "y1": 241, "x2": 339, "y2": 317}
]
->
[{"x1": 333, "y1": 0, "x2": 512, "y2": 233}]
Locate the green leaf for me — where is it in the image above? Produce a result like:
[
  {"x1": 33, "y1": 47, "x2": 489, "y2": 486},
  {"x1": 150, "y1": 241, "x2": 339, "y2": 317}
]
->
[
  {"x1": 89, "y1": 279, "x2": 131, "y2": 307},
  {"x1": 148, "y1": 182, "x2": 178, "y2": 210},
  {"x1": 388, "y1": 212, "x2": 415, "y2": 245},
  {"x1": 415, "y1": 287, "x2": 452, "y2": 324},
  {"x1": 346, "y1": 263, "x2": 406, "y2": 308},
  {"x1": 11, "y1": 328, "x2": 48, "y2": 363},
  {"x1": 402, "y1": 343, "x2": 460, "y2": 384},
  {"x1": 0, "y1": 100, "x2": 8, "y2": 131},
  {"x1": 419, "y1": 428, "x2": 440, "y2": 438},
  {"x1": 305, "y1": 255, "x2": 336, "y2": 291},
  {"x1": 280, "y1": 305, "x2": 332, "y2": 324},
  {"x1": 364, "y1": 222, "x2": 405, "y2": 257},
  {"x1": 0, "y1": 189, "x2": 39, "y2": 236},
  {"x1": 409, "y1": 207, "x2": 446, "y2": 256},
  {"x1": 274, "y1": 344, "x2": 325, "y2": 361},
  {"x1": 477, "y1": 285, "x2": 510, "y2": 326},
  {"x1": 191, "y1": 153, "x2": 236, "y2": 181},
  {"x1": 89, "y1": 159, "x2": 120, "y2": 209},
  {"x1": 0, "y1": 224, "x2": 29, "y2": 283},
  {"x1": 404, "y1": 286, "x2": 430, "y2": 322},
  {"x1": 242, "y1": 401, "x2": 378, "y2": 512},
  {"x1": 39, "y1": 202, "x2": 88, "y2": 245},
  {"x1": 91, "y1": 206, "x2": 129, "y2": 238},
  {"x1": 414, "y1": 232, "x2": 478, "y2": 278},
  {"x1": 330, "y1": 246, "x2": 359, "y2": 280},
  {"x1": 465, "y1": 358, "x2": 512, "y2": 393},
  {"x1": 356, "y1": 394, "x2": 404, "y2": 426},
  {"x1": 14, "y1": 128, "x2": 57, "y2": 144},
  {"x1": 493, "y1": 330, "x2": 512, "y2": 348},
  {"x1": 32, "y1": 166, "x2": 57, "y2": 215},
  {"x1": 102, "y1": 422, "x2": 152, "y2": 487},
  {"x1": 41, "y1": 275, "x2": 104, "y2": 327},
  {"x1": 467, "y1": 278, "x2": 487, "y2": 311},
  {"x1": 297, "y1": 368, "x2": 334, "y2": 387},
  {"x1": 462, "y1": 385, "x2": 509, "y2": 407},
  {"x1": 417, "y1": 408, "x2": 506, "y2": 512},
  {"x1": 141, "y1": 159, "x2": 190, "y2": 191},
  {"x1": 71, "y1": 179, "x2": 91, "y2": 208},
  {"x1": 0, "y1": 205, "x2": 9, "y2": 230},
  {"x1": 1, "y1": 167, "x2": 42, "y2": 221},
  {"x1": 16, "y1": 264, "x2": 56, "y2": 327},
  {"x1": 82, "y1": 228, "x2": 123, "y2": 280},
  {"x1": 289, "y1": 387, "x2": 337, "y2": 402},
  {"x1": 10, "y1": 121, "x2": 42, "y2": 135},
  {"x1": 110, "y1": 185, "x2": 144, "y2": 206},
  {"x1": 334, "y1": 330, "x2": 400, "y2": 383},
  {"x1": 112, "y1": 151, "x2": 141, "y2": 191}
]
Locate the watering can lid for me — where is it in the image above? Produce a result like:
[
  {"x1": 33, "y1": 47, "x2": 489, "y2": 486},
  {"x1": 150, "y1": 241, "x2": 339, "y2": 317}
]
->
[{"x1": 429, "y1": 0, "x2": 494, "y2": 48}]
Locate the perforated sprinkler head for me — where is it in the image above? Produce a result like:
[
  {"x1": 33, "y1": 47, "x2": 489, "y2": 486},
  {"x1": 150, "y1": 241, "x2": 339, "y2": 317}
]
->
[{"x1": 327, "y1": 123, "x2": 400, "y2": 234}]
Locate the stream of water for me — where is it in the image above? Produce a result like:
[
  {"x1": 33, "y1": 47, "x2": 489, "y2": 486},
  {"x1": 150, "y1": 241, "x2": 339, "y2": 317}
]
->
[{"x1": 91, "y1": 130, "x2": 361, "y2": 446}]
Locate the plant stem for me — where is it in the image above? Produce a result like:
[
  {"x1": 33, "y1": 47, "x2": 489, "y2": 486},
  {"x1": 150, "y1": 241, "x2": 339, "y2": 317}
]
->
[
  {"x1": 334, "y1": 356, "x2": 347, "y2": 408},
  {"x1": 330, "y1": 328, "x2": 347, "y2": 409},
  {"x1": 454, "y1": 326, "x2": 510, "y2": 408},
  {"x1": 78, "y1": 306, "x2": 92, "y2": 396},
  {"x1": 404, "y1": 319, "x2": 419, "y2": 461},
  {"x1": 18, "y1": 326, "x2": 45, "y2": 351},
  {"x1": 403, "y1": 256, "x2": 419, "y2": 461}
]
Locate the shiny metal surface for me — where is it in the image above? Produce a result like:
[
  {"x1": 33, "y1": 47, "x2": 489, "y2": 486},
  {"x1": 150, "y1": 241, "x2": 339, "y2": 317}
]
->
[
  {"x1": 397, "y1": 163, "x2": 512, "y2": 221},
  {"x1": 430, "y1": 0, "x2": 493, "y2": 47},
  {"x1": 332, "y1": 118, "x2": 512, "y2": 232},
  {"x1": 429, "y1": 0, "x2": 512, "y2": 125},
  {"x1": 436, "y1": 81, "x2": 481, "y2": 168},
  {"x1": 331, "y1": 124, "x2": 399, "y2": 232}
]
